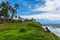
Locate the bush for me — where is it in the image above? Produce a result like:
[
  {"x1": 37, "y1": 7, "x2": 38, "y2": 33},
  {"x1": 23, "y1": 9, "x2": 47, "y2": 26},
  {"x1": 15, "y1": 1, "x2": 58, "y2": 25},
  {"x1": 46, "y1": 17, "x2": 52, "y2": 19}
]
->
[{"x1": 19, "y1": 28, "x2": 27, "y2": 33}]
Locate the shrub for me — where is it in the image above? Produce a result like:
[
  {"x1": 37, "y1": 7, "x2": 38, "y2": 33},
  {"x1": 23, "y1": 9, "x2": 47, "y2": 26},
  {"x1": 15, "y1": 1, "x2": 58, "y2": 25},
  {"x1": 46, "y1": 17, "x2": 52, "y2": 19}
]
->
[{"x1": 19, "y1": 28, "x2": 27, "y2": 33}]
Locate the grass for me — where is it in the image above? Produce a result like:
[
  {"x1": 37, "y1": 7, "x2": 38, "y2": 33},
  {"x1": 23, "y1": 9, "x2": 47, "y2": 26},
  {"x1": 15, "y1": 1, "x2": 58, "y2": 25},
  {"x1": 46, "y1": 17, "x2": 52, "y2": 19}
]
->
[{"x1": 0, "y1": 21, "x2": 60, "y2": 40}]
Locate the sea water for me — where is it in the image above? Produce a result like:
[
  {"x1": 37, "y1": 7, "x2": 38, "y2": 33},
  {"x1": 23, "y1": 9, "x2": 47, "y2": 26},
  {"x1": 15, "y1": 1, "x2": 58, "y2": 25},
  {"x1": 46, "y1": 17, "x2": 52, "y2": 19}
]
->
[{"x1": 42, "y1": 25, "x2": 60, "y2": 37}]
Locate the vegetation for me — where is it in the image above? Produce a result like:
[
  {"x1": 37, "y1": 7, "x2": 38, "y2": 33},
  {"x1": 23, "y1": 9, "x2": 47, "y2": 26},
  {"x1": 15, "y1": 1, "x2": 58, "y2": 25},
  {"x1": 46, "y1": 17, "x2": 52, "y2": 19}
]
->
[
  {"x1": 0, "y1": 1, "x2": 36, "y2": 23},
  {"x1": 0, "y1": 1, "x2": 60, "y2": 40},
  {"x1": 0, "y1": 1, "x2": 19, "y2": 18},
  {"x1": 0, "y1": 1, "x2": 19, "y2": 23},
  {"x1": 0, "y1": 21, "x2": 59, "y2": 40}
]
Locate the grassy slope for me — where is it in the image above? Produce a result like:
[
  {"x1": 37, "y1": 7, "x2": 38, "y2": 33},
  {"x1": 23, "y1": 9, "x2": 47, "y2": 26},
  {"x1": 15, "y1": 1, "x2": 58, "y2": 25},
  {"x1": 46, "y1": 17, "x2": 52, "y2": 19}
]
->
[{"x1": 0, "y1": 21, "x2": 60, "y2": 40}]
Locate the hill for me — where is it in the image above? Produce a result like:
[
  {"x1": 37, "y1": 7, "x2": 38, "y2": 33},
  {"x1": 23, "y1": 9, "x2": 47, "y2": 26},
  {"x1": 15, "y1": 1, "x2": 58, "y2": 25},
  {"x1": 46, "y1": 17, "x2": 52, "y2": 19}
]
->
[{"x1": 0, "y1": 21, "x2": 60, "y2": 40}]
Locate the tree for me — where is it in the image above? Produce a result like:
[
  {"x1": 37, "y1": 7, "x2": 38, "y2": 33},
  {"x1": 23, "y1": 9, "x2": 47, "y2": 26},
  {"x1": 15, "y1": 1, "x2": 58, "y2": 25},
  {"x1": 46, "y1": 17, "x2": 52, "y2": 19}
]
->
[
  {"x1": 31, "y1": 18, "x2": 36, "y2": 21},
  {"x1": 11, "y1": 4, "x2": 19, "y2": 18},
  {"x1": 0, "y1": 1, "x2": 19, "y2": 23},
  {"x1": 18, "y1": 16, "x2": 21, "y2": 20},
  {"x1": 14, "y1": 4, "x2": 19, "y2": 10},
  {"x1": 0, "y1": 1, "x2": 19, "y2": 19},
  {"x1": 0, "y1": 2, "x2": 10, "y2": 18}
]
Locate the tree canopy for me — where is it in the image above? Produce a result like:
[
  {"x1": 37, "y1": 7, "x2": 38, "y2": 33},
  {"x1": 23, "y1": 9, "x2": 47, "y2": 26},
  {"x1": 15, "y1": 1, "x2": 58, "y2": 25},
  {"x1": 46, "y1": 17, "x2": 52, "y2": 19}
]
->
[{"x1": 0, "y1": 1, "x2": 19, "y2": 19}]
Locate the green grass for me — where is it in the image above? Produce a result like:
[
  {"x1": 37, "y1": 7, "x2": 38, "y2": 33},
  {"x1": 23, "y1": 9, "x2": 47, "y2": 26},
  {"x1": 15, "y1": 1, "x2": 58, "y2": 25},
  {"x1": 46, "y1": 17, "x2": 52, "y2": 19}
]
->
[{"x1": 0, "y1": 21, "x2": 60, "y2": 40}]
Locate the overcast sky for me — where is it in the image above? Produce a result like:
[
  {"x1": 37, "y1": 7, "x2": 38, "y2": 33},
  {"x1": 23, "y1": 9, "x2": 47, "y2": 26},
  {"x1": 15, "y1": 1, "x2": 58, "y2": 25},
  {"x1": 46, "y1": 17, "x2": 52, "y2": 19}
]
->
[{"x1": 0, "y1": 0, "x2": 60, "y2": 24}]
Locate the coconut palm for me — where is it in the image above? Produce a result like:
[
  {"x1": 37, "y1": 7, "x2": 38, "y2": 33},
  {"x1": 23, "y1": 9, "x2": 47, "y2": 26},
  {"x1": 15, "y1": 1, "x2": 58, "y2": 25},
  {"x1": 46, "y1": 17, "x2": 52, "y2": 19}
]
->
[
  {"x1": 0, "y1": 1, "x2": 19, "y2": 18},
  {"x1": 11, "y1": 4, "x2": 19, "y2": 18},
  {"x1": 0, "y1": 1, "x2": 19, "y2": 23}
]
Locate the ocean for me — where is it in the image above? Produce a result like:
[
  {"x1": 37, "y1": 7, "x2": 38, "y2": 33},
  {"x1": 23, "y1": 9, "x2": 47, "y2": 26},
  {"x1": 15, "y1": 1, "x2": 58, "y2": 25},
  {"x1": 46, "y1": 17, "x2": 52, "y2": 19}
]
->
[{"x1": 42, "y1": 24, "x2": 60, "y2": 37}]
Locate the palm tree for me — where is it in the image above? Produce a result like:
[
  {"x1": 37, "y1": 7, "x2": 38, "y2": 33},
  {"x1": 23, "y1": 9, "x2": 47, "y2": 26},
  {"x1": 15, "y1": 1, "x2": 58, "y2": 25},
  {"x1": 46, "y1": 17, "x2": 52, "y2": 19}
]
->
[
  {"x1": 0, "y1": 2, "x2": 11, "y2": 18},
  {"x1": 11, "y1": 4, "x2": 19, "y2": 18},
  {"x1": 0, "y1": 1, "x2": 19, "y2": 18},
  {"x1": 14, "y1": 4, "x2": 19, "y2": 10},
  {"x1": 0, "y1": 1, "x2": 19, "y2": 23},
  {"x1": 11, "y1": 8, "x2": 16, "y2": 18}
]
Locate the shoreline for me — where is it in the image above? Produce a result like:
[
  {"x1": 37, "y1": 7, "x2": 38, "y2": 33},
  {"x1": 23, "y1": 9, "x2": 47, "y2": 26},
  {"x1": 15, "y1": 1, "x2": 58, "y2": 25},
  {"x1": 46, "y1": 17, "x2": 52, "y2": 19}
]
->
[{"x1": 42, "y1": 26, "x2": 60, "y2": 37}]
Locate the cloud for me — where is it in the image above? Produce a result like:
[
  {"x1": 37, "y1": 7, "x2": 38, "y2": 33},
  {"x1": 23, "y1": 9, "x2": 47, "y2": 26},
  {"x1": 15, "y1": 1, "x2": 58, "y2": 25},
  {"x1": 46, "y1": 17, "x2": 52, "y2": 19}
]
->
[
  {"x1": 21, "y1": 0, "x2": 60, "y2": 21},
  {"x1": 21, "y1": 13, "x2": 60, "y2": 20},
  {"x1": 34, "y1": 0, "x2": 60, "y2": 13},
  {"x1": 34, "y1": 0, "x2": 56, "y2": 11}
]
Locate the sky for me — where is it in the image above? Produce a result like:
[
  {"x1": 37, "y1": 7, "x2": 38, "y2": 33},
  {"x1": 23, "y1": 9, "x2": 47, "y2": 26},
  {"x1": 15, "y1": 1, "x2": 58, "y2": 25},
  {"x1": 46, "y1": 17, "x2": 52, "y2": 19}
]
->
[{"x1": 0, "y1": 0, "x2": 60, "y2": 24}]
